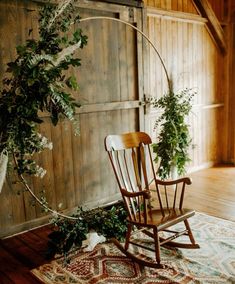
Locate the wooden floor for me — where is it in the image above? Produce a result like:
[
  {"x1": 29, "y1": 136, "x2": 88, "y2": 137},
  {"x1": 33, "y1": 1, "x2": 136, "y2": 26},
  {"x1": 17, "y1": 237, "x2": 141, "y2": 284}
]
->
[
  {"x1": 0, "y1": 165, "x2": 235, "y2": 284},
  {"x1": 187, "y1": 165, "x2": 235, "y2": 221}
]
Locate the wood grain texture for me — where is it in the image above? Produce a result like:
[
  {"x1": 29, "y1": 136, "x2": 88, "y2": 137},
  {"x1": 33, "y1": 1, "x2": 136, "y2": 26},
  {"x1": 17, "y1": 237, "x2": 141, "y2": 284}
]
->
[
  {"x1": 226, "y1": 6, "x2": 235, "y2": 164},
  {"x1": 144, "y1": 0, "x2": 197, "y2": 13},
  {"x1": 187, "y1": 165, "x2": 235, "y2": 221}
]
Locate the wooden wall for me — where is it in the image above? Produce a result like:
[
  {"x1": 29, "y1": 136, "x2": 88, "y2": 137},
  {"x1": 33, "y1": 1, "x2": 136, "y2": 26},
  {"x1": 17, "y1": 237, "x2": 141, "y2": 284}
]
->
[
  {"x1": 0, "y1": 0, "x2": 144, "y2": 237},
  {"x1": 226, "y1": 0, "x2": 235, "y2": 163},
  {"x1": 145, "y1": 0, "x2": 197, "y2": 13},
  {"x1": 143, "y1": 0, "x2": 228, "y2": 172},
  {"x1": 0, "y1": 0, "x2": 232, "y2": 237}
]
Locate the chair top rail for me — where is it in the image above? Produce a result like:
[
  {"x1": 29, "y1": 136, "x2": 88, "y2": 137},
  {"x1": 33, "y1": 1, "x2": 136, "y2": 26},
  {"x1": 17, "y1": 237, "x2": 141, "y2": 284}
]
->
[{"x1": 105, "y1": 132, "x2": 152, "y2": 151}]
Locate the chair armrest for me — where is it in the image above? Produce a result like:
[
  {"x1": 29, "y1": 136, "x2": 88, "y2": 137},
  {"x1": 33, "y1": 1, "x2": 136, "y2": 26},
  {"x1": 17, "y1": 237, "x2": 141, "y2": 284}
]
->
[
  {"x1": 154, "y1": 177, "x2": 192, "y2": 186},
  {"x1": 120, "y1": 189, "x2": 151, "y2": 199}
]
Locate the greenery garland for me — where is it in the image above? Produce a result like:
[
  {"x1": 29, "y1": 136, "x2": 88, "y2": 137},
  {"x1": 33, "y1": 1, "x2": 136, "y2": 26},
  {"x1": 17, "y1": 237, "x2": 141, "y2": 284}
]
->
[
  {"x1": 0, "y1": 0, "x2": 87, "y2": 178},
  {"x1": 47, "y1": 204, "x2": 127, "y2": 262},
  {"x1": 151, "y1": 87, "x2": 195, "y2": 179}
]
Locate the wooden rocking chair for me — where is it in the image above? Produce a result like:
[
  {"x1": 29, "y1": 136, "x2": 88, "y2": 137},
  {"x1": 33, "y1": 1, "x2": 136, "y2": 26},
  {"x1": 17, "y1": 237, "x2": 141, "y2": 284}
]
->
[{"x1": 104, "y1": 131, "x2": 199, "y2": 268}]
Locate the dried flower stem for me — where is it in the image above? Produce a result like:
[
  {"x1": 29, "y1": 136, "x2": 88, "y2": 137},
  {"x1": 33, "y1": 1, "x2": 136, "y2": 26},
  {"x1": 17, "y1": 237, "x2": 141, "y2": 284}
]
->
[
  {"x1": 12, "y1": 153, "x2": 78, "y2": 220},
  {"x1": 51, "y1": 40, "x2": 82, "y2": 67},
  {"x1": 47, "y1": 0, "x2": 74, "y2": 31}
]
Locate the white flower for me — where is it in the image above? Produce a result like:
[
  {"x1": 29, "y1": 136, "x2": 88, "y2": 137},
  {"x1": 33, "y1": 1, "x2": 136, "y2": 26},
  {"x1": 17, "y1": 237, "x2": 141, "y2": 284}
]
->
[
  {"x1": 46, "y1": 142, "x2": 53, "y2": 150},
  {"x1": 51, "y1": 211, "x2": 58, "y2": 218},
  {"x1": 37, "y1": 133, "x2": 53, "y2": 150},
  {"x1": 41, "y1": 136, "x2": 48, "y2": 145},
  {"x1": 35, "y1": 165, "x2": 47, "y2": 178},
  {"x1": 58, "y1": 203, "x2": 63, "y2": 209}
]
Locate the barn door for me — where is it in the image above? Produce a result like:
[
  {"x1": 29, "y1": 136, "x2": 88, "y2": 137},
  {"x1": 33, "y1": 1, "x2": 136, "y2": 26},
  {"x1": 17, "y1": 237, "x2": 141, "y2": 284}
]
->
[
  {"x1": 63, "y1": 0, "x2": 145, "y2": 208},
  {"x1": 0, "y1": 0, "x2": 146, "y2": 237}
]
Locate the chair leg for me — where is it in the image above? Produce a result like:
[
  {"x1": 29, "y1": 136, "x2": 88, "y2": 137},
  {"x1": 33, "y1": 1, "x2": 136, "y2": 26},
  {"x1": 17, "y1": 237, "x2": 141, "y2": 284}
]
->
[
  {"x1": 184, "y1": 219, "x2": 196, "y2": 244},
  {"x1": 125, "y1": 223, "x2": 132, "y2": 250},
  {"x1": 112, "y1": 237, "x2": 164, "y2": 268},
  {"x1": 153, "y1": 227, "x2": 161, "y2": 265}
]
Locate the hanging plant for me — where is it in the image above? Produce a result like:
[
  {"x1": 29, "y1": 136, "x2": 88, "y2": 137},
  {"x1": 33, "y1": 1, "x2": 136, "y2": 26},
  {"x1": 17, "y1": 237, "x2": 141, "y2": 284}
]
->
[
  {"x1": 151, "y1": 87, "x2": 195, "y2": 180},
  {"x1": 0, "y1": 0, "x2": 87, "y2": 187}
]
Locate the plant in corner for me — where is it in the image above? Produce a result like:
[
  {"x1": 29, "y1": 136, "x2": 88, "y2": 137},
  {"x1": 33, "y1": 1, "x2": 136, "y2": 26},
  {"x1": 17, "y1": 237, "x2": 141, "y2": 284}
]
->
[{"x1": 150, "y1": 87, "x2": 195, "y2": 180}]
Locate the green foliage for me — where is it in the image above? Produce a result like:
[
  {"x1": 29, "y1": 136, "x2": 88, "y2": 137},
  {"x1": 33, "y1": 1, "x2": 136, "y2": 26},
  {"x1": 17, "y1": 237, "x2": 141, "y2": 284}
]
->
[
  {"x1": 47, "y1": 204, "x2": 127, "y2": 261},
  {"x1": 151, "y1": 88, "x2": 195, "y2": 179},
  {"x1": 0, "y1": 0, "x2": 87, "y2": 176}
]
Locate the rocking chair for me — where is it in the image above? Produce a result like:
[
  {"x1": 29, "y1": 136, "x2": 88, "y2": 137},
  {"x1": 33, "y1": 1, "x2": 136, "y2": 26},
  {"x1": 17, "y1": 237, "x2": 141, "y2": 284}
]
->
[{"x1": 104, "y1": 131, "x2": 199, "y2": 268}]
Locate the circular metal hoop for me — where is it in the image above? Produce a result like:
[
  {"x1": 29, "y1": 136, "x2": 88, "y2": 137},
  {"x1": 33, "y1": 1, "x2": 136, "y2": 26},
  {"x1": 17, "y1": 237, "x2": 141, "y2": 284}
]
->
[
  {"x1": 23, "y1": 15, "x2": 170, "y2": 220},
  {"x1": 80, "y1": 16, "x2": 171, "y2": 88}
]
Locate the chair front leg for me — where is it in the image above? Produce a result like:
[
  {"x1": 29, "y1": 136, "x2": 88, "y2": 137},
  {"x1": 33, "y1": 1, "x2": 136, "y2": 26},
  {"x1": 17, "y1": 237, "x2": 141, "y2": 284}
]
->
[
  {"x1": 184, "y1": 219, "x2": 196, "y2": 244},
  {"x1": 153, "y1": 227, "x2": 161, "y2": 264},
  {"x1": 125, "y1": 223, "x2": 133, "y2": 250}
]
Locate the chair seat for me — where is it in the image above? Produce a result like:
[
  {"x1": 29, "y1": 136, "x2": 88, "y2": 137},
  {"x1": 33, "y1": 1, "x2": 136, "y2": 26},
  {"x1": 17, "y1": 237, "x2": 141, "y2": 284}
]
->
[{"x1": 130, "y1": 208, "x2": 195, "y2": 230}]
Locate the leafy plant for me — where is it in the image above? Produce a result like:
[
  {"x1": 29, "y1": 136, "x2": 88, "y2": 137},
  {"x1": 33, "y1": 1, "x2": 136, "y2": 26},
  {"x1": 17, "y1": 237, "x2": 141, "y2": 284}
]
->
[
  {"x1": 151, "y1": 88, "x2": 195, "y2": 179},
  {"x1": 47, "y1": 204, "x2": 127, "y2": 261},
  {"x1": 0, "y1": 0, "x2": 87, "y2": 177}
]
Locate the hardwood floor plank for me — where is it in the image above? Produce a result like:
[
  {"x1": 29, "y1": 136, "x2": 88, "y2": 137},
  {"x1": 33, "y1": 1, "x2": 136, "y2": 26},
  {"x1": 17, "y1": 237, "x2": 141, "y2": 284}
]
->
[
  {"x1": 17, "y1": 231, "x2": 48, "y2": 258},
  {"x1": 188, "y1": 165, "x2": 235, "y2": 221},
  {"x1": 0, "y1": 246, "x2": 40, "y2": 284},
  {"x1": 32, "y1": 225, "x2": 53, "y2": 240},
  {"x1": 0, "y1": 237, "x2": 46, "y2": 269}
]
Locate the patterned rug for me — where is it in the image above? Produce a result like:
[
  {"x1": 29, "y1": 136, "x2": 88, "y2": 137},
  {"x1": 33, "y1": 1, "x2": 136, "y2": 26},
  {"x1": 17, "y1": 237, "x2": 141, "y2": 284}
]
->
[{"x1": 31, "y1": 213, "x2": 235, "y2": 283}]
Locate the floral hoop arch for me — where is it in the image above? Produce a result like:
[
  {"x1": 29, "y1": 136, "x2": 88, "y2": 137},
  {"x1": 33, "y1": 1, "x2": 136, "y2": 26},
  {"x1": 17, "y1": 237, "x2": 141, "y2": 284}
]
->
[{"x1": 19, "y1": 15, "x2": 170, "y2": 220}]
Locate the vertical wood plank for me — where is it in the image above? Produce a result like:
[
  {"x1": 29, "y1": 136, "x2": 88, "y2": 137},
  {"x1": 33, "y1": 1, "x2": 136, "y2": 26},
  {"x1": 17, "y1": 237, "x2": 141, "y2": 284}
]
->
[
  {"x1": 182, "y1": 0, "x2": 188, "y2": 12},
  {"x1": 61, "y1": 120, "x2": 76, "y2": 209},
  {"x1": 178, "y1": 0, "x2": 183, "y2": 11},
  {"x1": 177, "y1": 21, "x2": 184, "y2": 89},
  {"x1": 148, "y1": 0, "x2": 155, "y2": 7},
  {"x1": 50, "y1": 123, "x2": 67, "y2": 211},
  {"x1": 154, "y1": 0, "x2": 161, "y2": 9},
  {"x1": 171, "y1": 0, "x2": 178, "y2": 11},
  {"x1": 171, "y1": 20, "x2": 178, "y2": 86},
  {"x1": 71, "y1": 115, "x2": 83, "y2": 206}
]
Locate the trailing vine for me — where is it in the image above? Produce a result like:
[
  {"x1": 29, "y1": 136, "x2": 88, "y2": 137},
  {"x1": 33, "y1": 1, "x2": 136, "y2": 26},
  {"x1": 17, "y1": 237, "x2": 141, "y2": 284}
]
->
[
  {"x1": 0, "y1": 0, "x2": 87, "y2": 179},
  {"x1": 151, "y1": 87, "x2": 195, "y2": 179}
]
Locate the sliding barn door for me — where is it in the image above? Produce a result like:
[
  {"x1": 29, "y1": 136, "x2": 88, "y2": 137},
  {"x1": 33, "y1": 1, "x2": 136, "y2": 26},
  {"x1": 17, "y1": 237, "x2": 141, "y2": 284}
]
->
[
  {"x1": 0, "y1": 0, "x2": 145, "y2": 237},
  {"x1": 65, "y1": 1, "x2": 145, "y2": 207}
]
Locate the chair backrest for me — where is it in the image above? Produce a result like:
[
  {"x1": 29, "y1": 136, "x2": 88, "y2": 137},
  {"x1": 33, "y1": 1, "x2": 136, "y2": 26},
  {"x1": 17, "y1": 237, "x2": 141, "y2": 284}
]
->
[
  {"x1": 104, "y1": 132, "x2": 191, "y2": 223},
  {"x1": 105, "y1": 132, "x2": 152, "y2": 191}
]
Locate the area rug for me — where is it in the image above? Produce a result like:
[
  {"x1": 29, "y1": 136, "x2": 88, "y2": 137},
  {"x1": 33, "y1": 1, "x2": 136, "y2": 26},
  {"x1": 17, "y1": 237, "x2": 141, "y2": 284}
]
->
[{"x1": 31, "y1": 213, "x2": 235, "y2": 283}]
